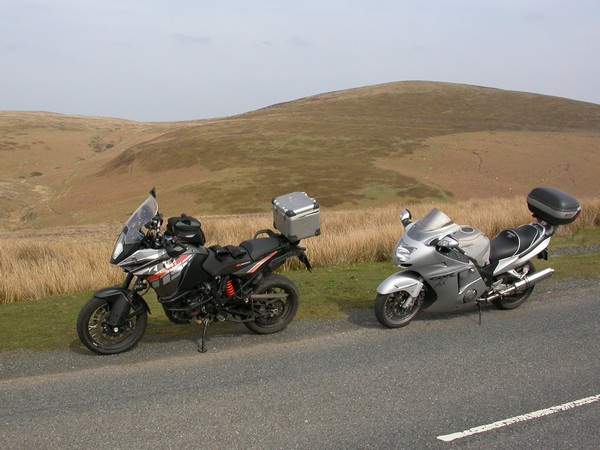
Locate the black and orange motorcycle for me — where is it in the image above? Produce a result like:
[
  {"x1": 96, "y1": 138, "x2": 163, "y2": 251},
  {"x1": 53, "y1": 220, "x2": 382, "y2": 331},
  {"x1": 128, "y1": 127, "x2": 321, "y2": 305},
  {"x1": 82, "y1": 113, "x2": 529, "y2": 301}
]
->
[{"x1": 76, "y1": 189, "x2": 320, "y2": 354}]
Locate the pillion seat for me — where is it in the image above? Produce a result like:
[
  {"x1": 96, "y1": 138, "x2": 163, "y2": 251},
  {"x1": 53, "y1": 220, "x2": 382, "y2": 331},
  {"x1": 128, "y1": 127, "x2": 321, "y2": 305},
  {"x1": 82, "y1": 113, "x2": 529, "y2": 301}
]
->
[{"x1": 240, "y1": 237, "x2": 284, "y2": 260}]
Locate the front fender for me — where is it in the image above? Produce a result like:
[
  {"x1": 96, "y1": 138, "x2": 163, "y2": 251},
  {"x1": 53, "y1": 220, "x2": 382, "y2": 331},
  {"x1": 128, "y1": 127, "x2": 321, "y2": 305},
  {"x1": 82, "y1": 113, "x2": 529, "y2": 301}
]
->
[
  {"x1": 94, "y1": 286, "x2": 131, "y2": 302},
  {"x1": 377, "y1": 271, "x2": 424, "y2": 297},
  {"x1": 94, "y1": 286, "x2": 150, "y2": 327}
]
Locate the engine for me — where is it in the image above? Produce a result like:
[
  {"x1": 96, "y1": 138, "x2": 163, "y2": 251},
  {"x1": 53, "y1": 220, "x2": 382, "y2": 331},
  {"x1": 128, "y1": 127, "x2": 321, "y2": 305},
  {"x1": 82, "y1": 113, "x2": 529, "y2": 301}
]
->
[{"x1": 162, "y1": 282, "x2": 213, "y2": 323}]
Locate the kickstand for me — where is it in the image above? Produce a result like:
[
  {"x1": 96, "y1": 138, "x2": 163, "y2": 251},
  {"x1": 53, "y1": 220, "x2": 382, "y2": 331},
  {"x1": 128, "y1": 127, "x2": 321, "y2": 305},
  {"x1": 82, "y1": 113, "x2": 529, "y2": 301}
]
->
[
  {"x1": 477, "y1": 302, "x2": 482, "y2": 326},
  {"x1": 198, "y1": 317, "x2": 211, "y2": 353}
]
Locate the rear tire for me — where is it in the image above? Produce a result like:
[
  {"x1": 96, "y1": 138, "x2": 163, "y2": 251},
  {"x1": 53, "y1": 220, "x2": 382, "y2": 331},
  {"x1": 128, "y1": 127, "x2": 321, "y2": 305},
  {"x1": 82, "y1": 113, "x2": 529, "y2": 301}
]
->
[
  {"x1": 245, "y1": 275, "x2": 299, "y2": 334},
  {"x1": 492, "y1": 261, "x2": 536, "y2": 310},
  {"x1": 77, "y1": 296, "x2": 147, "y2": 355},
  {"x1": 374, "y1": 290, "x2": 421, "y2": 328}
]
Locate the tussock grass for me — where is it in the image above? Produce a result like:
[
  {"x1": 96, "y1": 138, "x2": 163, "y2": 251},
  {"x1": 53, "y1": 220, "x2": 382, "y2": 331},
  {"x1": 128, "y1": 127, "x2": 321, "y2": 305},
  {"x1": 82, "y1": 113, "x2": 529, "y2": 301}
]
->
[
  {"x1": 1, "y1": 197, "x2": 599, "y2": 304},
  {"x1": 0, "y1": 240, "x2": 122, "y2": 303}
]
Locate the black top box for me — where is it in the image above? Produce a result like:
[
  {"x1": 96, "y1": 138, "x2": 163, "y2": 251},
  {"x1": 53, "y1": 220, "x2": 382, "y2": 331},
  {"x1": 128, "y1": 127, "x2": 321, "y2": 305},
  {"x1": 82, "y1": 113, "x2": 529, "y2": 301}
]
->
[{"x1": 527, "y1": 187, "x2": 581, "y2": 225}]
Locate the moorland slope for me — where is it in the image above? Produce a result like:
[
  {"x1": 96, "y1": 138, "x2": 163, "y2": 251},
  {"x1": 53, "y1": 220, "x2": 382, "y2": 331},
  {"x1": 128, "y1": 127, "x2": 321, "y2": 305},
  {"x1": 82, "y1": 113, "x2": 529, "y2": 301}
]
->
[{"x1": 1, "y1": 81, "x2": 599, "y2": 229}]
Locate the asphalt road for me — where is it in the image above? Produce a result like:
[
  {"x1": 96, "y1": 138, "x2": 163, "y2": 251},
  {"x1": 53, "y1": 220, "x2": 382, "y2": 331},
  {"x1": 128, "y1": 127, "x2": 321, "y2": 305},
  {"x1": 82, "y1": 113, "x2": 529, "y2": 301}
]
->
[{"x1": 1, "y1": 278, "x2": 599, "y2": 449}]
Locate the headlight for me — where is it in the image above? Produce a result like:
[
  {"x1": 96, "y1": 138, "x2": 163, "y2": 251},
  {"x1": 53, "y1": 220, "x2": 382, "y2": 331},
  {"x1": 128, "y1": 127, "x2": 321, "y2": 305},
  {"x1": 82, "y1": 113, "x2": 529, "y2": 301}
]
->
[
  {"x1": 112, "y1": 241, "x2": 124, "y2": 260},
  {"x1": 394, "y1": 245, "x2": 415, "y2": 263}
]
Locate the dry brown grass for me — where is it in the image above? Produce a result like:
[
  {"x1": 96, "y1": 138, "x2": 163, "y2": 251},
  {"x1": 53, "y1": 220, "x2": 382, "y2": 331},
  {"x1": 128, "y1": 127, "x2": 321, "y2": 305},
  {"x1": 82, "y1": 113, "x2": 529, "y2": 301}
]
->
[{"x1": 1, "y1": 197, "x2": 598, "y2": 304}]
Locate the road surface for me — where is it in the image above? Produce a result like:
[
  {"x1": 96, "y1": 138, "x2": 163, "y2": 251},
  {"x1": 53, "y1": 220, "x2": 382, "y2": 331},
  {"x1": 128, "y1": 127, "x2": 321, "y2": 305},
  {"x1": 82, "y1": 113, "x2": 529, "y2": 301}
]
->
[{"x1": 1, "y1": 278, "x2": 599, "y2": 448}]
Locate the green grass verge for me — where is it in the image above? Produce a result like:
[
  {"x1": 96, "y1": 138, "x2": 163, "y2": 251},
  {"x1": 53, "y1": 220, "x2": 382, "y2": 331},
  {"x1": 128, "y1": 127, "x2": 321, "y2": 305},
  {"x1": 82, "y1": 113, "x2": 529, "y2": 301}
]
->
[
  {"x1": 0, "y1": 261, "x2": 392, "y2": 352},
  {"x1": 1, "y1": 239, "x2": 598, "y2": 352}
]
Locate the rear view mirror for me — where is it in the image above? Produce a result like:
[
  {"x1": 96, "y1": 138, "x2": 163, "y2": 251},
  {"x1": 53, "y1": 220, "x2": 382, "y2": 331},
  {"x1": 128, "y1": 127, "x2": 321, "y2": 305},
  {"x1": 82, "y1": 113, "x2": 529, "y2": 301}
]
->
[
  {"x1": 437, "y1": 236, "x2": 459, "y2": 249},
  {"x1": 399, "y1": 209, "x2": 412, "y2": 227}
]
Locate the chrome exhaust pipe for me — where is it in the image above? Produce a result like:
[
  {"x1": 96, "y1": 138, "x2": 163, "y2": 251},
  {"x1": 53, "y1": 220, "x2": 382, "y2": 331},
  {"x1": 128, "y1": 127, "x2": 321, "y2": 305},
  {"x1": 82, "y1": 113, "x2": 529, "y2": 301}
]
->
[
  {"x1": 485, "y1": 268, "x2": 554, "y2": 302},
  {"x1": 509, "y1": 267, "x2": 554, "y2": 294}
]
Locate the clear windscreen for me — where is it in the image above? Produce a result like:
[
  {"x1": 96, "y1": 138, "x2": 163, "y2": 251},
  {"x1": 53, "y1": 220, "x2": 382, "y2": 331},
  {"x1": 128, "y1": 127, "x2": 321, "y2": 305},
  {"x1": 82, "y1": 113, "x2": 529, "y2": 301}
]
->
[
  {"x1": 120, "y1": 195, "x2": 159, "y2": 245},
  {"x1": 110, "y1": 194, "x2": 159, "y2": 264},
  {"x1": 407, "y1": 208, "x2": 457, "y2": 239},
  {"x1": 112, "y1": 194, "x2": 159, "y2": 259}
]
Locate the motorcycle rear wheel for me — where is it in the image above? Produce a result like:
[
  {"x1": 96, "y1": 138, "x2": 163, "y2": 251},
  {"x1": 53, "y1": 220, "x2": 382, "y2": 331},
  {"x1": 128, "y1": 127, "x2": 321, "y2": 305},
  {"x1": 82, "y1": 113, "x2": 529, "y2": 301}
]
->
[
  {"x1": 492, "y1": 261, "x2": 536, "y2": 310},
  {"x1": 374, "y1": 290, "x2": 421, "y2": 328},
  {"x1": 77, "y1": 296, "x2": 148, "y2": 355},
  {"x1": 245, "y1": 274, "x2": 299, "y2": 334}
]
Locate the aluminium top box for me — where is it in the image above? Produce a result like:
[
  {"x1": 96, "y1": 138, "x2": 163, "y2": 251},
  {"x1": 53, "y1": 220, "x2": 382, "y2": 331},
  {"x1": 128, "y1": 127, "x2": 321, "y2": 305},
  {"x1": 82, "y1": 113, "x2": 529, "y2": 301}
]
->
[
  {"x1": 272, "y1": 192, "x2": 320, "y2": 242},
  {"x1": 527, "y1": 186, "x2": 581, "y2": 225}
]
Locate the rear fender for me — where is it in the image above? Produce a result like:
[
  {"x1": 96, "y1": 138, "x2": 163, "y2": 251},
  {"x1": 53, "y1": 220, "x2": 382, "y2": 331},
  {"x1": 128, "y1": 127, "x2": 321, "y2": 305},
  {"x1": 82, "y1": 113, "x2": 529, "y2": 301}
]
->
[
  {"x1": 268, "y1": 248, "x2": 312, "y2": 272},
  {"x1": 95, "y1": 286, "x2": 150, "y2": 327},
  {"x1": 377, "y1": 271, "x2": 424, "y2": 297}
]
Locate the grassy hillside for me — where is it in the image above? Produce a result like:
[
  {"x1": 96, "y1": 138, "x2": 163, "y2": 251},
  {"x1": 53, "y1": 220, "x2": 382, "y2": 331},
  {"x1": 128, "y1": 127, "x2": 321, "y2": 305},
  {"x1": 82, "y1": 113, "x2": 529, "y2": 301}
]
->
[
  {"x1": 0, "y1": 112, "x2": 181, "y2": 228},
  {"x1": 1, "y1": 81, "x2": 599, "y2": 229}
]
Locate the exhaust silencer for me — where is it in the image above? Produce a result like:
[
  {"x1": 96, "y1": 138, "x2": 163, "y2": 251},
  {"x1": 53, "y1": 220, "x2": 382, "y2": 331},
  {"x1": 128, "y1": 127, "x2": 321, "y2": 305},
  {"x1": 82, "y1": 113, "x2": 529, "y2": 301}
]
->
[
  {"x1": 486, "y1": 267, "x2": 554, "y2": 302},
  {"x1": 510, "y1": 267, "x2": 554, "y2": 293}
]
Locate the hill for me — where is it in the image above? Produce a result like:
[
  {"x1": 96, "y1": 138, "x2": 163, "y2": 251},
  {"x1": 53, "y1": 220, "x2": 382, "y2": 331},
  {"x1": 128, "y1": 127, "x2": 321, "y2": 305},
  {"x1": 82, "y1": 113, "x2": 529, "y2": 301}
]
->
[{"x1": 1, "y1": 81, "x2": 600, "y2": 229}]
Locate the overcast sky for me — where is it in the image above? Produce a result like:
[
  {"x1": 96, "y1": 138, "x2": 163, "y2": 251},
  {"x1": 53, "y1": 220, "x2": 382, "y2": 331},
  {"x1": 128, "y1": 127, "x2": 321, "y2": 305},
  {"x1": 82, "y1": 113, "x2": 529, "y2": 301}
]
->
[{"x1": 1, "y1": 0, "x2": 599, "y2": 122}]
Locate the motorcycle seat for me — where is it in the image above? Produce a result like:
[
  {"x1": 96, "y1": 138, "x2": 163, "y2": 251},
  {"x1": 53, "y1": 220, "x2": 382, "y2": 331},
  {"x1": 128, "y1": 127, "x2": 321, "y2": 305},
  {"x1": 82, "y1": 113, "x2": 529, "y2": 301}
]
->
[
  {"x1": 204, "y1": 248, "x2": 252, "y2": 276},
  {"x1": 240, "y1": 237, "x2": 283, "y2": 261},
  {"x1": 211, "y1": 244, "x2": 248, "y2": 261},
  {"x1": 489, "y1": 224, "x2": 542, "y2": 263}
]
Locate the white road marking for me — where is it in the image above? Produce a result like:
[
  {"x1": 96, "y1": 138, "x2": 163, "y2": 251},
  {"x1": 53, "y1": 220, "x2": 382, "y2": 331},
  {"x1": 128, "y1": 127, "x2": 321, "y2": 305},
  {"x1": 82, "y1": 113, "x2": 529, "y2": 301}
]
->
[{"x1": 437, "y1": 394, "x2": 600, "y2": 442}]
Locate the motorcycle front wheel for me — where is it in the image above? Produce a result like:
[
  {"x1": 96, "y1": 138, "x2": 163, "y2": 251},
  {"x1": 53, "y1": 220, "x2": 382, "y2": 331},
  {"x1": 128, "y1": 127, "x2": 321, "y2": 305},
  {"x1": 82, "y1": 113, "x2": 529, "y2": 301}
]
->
[
  {"x1": 77, "y1": 296, "x2": 148, "y2": 355},
  {"x1": 245, "y1": 274, "x2": 299, "y2": 334},
  {"x1": 374, "y1": 290, "x2": 421, "y2": 328}
]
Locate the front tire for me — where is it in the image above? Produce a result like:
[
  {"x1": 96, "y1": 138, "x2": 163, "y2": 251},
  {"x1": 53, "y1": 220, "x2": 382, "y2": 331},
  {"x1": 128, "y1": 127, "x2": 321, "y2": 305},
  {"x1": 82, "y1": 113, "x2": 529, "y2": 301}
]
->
[
  {"x1": 492, "y1": 261, "x2": 536, "y2": 310},
  {"x1": 374, "y1": 290, "x2": 422, "y2": 328},
  {"x1": 245, "y1": 275, "x2": 299, "y2": 334},
  {"x1": 77, "y1": 296, "x2": 148, "y2": 355}
]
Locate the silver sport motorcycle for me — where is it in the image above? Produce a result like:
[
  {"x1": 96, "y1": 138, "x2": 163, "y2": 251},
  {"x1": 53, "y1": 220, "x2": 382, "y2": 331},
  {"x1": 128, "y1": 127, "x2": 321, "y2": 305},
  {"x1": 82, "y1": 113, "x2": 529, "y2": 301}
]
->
[{"x1": 374, "y1": 187, "x2": 581, "y2": 328}]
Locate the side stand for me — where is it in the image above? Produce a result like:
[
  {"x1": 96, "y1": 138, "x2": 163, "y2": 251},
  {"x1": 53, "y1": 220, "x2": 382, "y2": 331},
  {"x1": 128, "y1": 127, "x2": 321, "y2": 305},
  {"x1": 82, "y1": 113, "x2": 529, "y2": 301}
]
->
[
  {"x1": 198, "y1": 317, "x2": 211, "y2": 353},
  {"x1": 467, "y1": 300, "x2": 484, "y2": 326}
]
